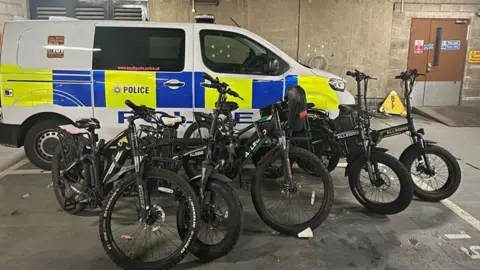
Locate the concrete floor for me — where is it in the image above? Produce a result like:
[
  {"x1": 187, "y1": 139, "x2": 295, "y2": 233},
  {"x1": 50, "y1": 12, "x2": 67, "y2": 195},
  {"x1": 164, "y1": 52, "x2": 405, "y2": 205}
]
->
[{"x1": 1, "y1": 116, "x2": 480, "y2": 270}]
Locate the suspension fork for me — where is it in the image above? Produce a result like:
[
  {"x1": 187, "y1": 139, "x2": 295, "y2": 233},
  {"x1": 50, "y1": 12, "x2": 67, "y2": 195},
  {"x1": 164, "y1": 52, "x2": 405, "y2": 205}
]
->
[
  {"x1": 358, "y1": 119, "x2": 382, "y2": 185},
  {"x1": 272, "y1": 109, "x2": 294, "y2": 188},
  {"x1": 199, "y1": 110, "x2": 221, "y2": 206},
  {"x1": 415, "y1": 134, "x2": 434, "y2": 173},
  {"x1": 128, "y1": 123, "x2": 151, "y2": 221}
]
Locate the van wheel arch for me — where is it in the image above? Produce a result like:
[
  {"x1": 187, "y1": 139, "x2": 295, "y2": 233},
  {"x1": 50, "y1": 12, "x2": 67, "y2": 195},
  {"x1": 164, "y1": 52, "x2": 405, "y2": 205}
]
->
[{"x1": 20, "y1": 113, "x2": 73, "y2": 170}]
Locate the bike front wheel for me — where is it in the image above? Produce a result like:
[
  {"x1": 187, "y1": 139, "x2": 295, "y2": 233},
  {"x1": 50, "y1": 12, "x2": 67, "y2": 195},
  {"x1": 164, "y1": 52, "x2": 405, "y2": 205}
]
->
[
  {"x1": 99, "y1": 169, "x2": 200, "y2": 270},
  {"x1": 348, "y1": 151, "x2": 414, "y2": 215},
  {"x1": 402, "y1": 145, "x2": 461, "y2": 202},
  {"x1": 251, "y1": 147, "x2": 334, "y2": 236},
  {"x1": 177, "y1": 175, "x2": 243, "y2": 261}
]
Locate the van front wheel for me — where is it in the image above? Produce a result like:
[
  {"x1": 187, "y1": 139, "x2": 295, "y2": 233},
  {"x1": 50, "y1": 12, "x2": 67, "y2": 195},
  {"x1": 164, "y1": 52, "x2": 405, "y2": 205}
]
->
[{"x1": 24, "y1": 118, "x2": 70, "y2": 171}]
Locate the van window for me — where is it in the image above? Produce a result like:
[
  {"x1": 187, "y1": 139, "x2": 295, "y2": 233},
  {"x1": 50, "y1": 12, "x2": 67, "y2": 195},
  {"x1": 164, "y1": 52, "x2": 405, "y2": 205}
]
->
[
  {"x1": 93, "y1": 27, "x2": 185, "y2": 72},
  {"x1": 200, "y1": 30, "x2": 288, "y2": 76}
]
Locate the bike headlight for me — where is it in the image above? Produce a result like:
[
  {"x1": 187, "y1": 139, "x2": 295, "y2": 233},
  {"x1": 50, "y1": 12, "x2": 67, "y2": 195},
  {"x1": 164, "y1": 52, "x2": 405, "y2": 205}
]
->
[{"x1": 329, "y1": 78, "x2": 346, "y2": 92}]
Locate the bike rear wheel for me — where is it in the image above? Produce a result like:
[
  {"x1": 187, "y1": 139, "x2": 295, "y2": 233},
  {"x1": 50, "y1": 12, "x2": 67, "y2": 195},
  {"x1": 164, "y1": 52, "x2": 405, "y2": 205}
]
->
[
  {"x1": 251, "y1": 147, "x2": 334, "y2": 236},
  {"x1": 99, "y1": 169, "x2": 199, "y2": 270},
  {"x1": 51, "y1": 144, "x2": 87, "y2": 215}
]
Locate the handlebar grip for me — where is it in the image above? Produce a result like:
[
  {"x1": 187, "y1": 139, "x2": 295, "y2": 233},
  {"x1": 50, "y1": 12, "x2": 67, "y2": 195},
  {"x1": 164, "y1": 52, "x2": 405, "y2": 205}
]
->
[
  {"x1": 394, "y1": 75, "x2": 402, "y2": 79},
  {"x1": 346, "y1": 71, "x2": 354, "y2": 76},
  {"x1": 203, "y1": 72, "x2": 216, "y2": 83},
  {"x1": 125, "y1": 100, "x2": 138, "y2": 110}
]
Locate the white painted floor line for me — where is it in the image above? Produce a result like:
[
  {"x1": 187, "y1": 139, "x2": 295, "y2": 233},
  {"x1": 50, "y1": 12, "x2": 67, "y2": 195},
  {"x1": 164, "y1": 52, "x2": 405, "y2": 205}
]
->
[
  {"x1": 7, "y1": 169, "x2": 47, "y2": 175},
  {"x1": 441, "y1": 199, "x2": 480, "y2": 232},
  {"x1": 444, "y1": 233, "x2": 472, "y2": 239},
  {"x1": 411, "y1": 174, "x2": 480, "y2": 232},
  {"x1": 0, "y1": 158, "x2": 30, "y2": 180}
]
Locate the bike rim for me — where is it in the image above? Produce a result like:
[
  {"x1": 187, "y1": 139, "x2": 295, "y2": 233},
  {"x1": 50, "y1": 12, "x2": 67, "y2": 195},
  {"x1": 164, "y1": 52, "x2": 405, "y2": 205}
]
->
[
  {"x1": 411, "y1": 153, "x2": 451, "y2": 192},
  {"x1": 259, "y1": 152, "x2": 328, "y2": 227},
  {"x1": 358, "y1": 163, "x2": 402, "y2": 203},
  {"x1": 105, "y1": 177, "x2": 193, "y2": 263}
]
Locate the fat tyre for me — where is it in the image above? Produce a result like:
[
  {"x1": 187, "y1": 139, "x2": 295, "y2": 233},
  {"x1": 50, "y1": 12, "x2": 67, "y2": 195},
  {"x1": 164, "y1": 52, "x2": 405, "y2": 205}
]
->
[
  {"x1": 99, "y1": 169, "x2": 199, "y2": 270},
  {"x1": 177, "y1": 178, "x2": 243, "y2": 261},
  {"x1": 251, "y1": 147, "x2": 334, "y2": 236},
  {"x1": 51, "y1": 144, "x2": 86, "y2": 215},
  {"x1": 348, "y1": 151, "x2": 414, "y2": 215},
  {"x1": 25, "y1": 118, "x2": 70, "y2": 171},
  {"x1": 402, "y1": 145, "x2": 461, "y2": 202}
]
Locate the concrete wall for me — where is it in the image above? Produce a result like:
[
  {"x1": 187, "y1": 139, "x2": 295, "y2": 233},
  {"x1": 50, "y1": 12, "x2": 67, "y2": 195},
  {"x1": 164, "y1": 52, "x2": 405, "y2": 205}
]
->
[
  {"x1": 0, "y1": 0, "x2": 28, "y2": 25},
  {"x1": 150, "y1": 0, "x2": 480, "y2": 102}
]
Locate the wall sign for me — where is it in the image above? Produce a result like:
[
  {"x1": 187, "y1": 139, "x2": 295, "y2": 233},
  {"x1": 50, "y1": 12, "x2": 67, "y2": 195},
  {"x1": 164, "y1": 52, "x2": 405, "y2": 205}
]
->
[
  {"x1": 414, "y1": 40, "x2": 424, "y2": 54},
  {"x1": 468, "y1": 50, "x2": 480, "y2": 64},
  {"x1": 47, "y1": 36, "x2": 65, "y2": 58},
  {"x1": 441, "y1": 40, "x2": 460, "y2": 51},
  {"x1": 424, "y1": 43, "x2": 434, "y2": 50}
]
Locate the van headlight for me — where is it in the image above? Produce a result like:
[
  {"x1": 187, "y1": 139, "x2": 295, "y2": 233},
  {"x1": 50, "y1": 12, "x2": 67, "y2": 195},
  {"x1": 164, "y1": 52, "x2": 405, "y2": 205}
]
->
[{"x1": 329, "y1": 78, "x2": 346, "y2": 92}]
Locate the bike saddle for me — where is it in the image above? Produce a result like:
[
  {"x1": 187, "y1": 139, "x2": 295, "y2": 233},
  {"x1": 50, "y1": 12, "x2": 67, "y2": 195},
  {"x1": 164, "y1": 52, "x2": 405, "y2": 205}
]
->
[
  {"x1": 338, "y1": 104, "x2": 354, "y2": 113},
  {"x1": 215, "y1": 101, "x2": 239, "y2": 112},
  {"x1": 307, "y1": 102, "x2": 315, "y2": 109},
  {"x1": 160, "y1": 115, "x2": 186, "y2": 127},
  {"x1": 74, "y1": 118, "x2": 100, "y2": 130}
]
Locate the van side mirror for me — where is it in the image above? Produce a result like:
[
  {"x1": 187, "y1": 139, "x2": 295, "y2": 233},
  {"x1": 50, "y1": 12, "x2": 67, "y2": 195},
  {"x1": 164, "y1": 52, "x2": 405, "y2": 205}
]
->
[{"x1": 267, "y1": 58, "x2": 280, "y2": 75}]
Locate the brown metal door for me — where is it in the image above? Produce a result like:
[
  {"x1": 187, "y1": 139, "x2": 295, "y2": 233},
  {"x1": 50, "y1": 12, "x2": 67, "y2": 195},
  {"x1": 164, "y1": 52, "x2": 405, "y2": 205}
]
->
[{"x1": 407, "y1": 19, "x2": 468, "y2": 106}]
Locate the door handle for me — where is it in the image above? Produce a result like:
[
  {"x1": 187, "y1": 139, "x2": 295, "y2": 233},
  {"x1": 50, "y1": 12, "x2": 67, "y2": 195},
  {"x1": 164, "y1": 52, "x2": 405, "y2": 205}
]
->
[{"x1": 163, "y1": 79, "x2": 186, "y2": 89}]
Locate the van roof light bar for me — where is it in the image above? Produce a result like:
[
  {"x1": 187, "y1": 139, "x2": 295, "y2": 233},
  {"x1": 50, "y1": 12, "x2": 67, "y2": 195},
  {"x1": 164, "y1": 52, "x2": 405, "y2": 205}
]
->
[
  {"x1": 195, "y1": 14, "x2": 215, "y2": 24},
  {"x1": 48, "y1": 16, "x2": 78, "y2": 21}
]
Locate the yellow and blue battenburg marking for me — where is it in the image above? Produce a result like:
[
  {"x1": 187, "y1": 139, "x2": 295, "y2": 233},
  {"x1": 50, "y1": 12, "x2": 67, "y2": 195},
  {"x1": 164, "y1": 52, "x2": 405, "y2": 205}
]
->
[
  {"x1": 0, "y1": 65, "x2": 92, "y2": 107},
  {"x1": 93, "y1": 70, "x2": 194, "y2": 108},
  {"x1": 1, "y1": 65, "x2": 339, "y2": 110}
]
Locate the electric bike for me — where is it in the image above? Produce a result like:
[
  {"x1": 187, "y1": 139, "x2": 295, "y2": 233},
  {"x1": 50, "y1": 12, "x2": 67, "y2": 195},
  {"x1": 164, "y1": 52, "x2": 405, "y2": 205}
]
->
[
  {"x1": 371, "y1": 69, "x2": 461, "y2": 201},
  {"x1": 305, "y1": 70, "x2": 414, "y2": 215},
  {"x1": 52, "y1": 101, "x2": 200, "y2": 270},
  {"x1": 181, "y1": 74, "x2": 334, "y2": 236}
]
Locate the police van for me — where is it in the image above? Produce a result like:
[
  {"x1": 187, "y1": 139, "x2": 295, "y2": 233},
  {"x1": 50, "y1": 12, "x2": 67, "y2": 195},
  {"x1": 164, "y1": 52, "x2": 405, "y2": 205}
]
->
[{"x1": 0, "y1": 16, "x2": 355, "y2": 170}]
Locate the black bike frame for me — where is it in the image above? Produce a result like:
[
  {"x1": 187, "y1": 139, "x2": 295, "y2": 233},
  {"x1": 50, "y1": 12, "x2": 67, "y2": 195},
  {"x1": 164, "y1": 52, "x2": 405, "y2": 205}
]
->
[
  {"x1": 180, "y1": 114, "x2": 270, "y2": 169},
  {"x1": 372, "y1": 73, "x2": 433, "y2": 170},
  {"x1": 58, "y1": 116, "x2": 152, "y2": 216}
]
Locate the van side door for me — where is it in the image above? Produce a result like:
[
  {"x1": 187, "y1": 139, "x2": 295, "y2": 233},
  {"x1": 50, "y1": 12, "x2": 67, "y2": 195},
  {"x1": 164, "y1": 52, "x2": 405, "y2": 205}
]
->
[
  {"x1": 92, "y1": 23, "x2": 194, "y2": 139},
  {"x1": 193, "y1": 25, "x2": 289, "y2": 128}
]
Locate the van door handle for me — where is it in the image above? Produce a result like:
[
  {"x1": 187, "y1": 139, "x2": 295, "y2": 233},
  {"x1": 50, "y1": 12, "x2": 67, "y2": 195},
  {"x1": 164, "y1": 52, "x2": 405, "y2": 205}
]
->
[{"x1": 163, "y1": 79, "x2": 186, "y2": 89}]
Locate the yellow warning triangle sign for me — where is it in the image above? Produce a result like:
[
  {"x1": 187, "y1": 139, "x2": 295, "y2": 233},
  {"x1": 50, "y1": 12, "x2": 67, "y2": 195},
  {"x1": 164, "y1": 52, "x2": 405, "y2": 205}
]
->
[{"x1": 379, "y1": 91, "x2": 406, "y2": 116}]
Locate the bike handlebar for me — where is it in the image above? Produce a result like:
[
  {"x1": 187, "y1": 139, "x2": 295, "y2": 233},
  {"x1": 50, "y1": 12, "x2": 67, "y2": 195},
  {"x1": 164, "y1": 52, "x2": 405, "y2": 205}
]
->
[
  {"x1": 346, "y1": 69, "x2": 377, "y2": 81},
  {"x1": 203, "y1": 72, "x2": 216, "y2": 83},
  {"x1": 124, "y1": 100, "x2": 156, "y2": 121},
  {"x1": 395, "y1": 69, "x2": 425, "y2": 80},
  {"x1": 203, "y1": 72, "x2": 244, "y2": 101}
]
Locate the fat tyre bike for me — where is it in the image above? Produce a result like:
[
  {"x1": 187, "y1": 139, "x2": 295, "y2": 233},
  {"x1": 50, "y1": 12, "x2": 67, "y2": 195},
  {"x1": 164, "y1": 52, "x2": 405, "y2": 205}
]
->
[
  {"x1": 370, "y1": 69, "x2": 461, "y2": 202},
  {"x1": 182, "y1": 74, "x2": 334, "y2": 236},
  {"x1": 303, "y1": 70, "x2": 414, "y2": 215},
  {"x1": 131, "y1": 77, "x2": 244, "y2": 261},
  {"x1": 53, "y1": 101, "x2": 200, "y2": 269}
]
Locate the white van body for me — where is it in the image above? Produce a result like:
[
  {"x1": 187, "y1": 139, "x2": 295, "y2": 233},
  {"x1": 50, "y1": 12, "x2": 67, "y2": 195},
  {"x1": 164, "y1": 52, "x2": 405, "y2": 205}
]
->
[{"x1": 0, "y1": 19, "x2": 355, "y2": 169}]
